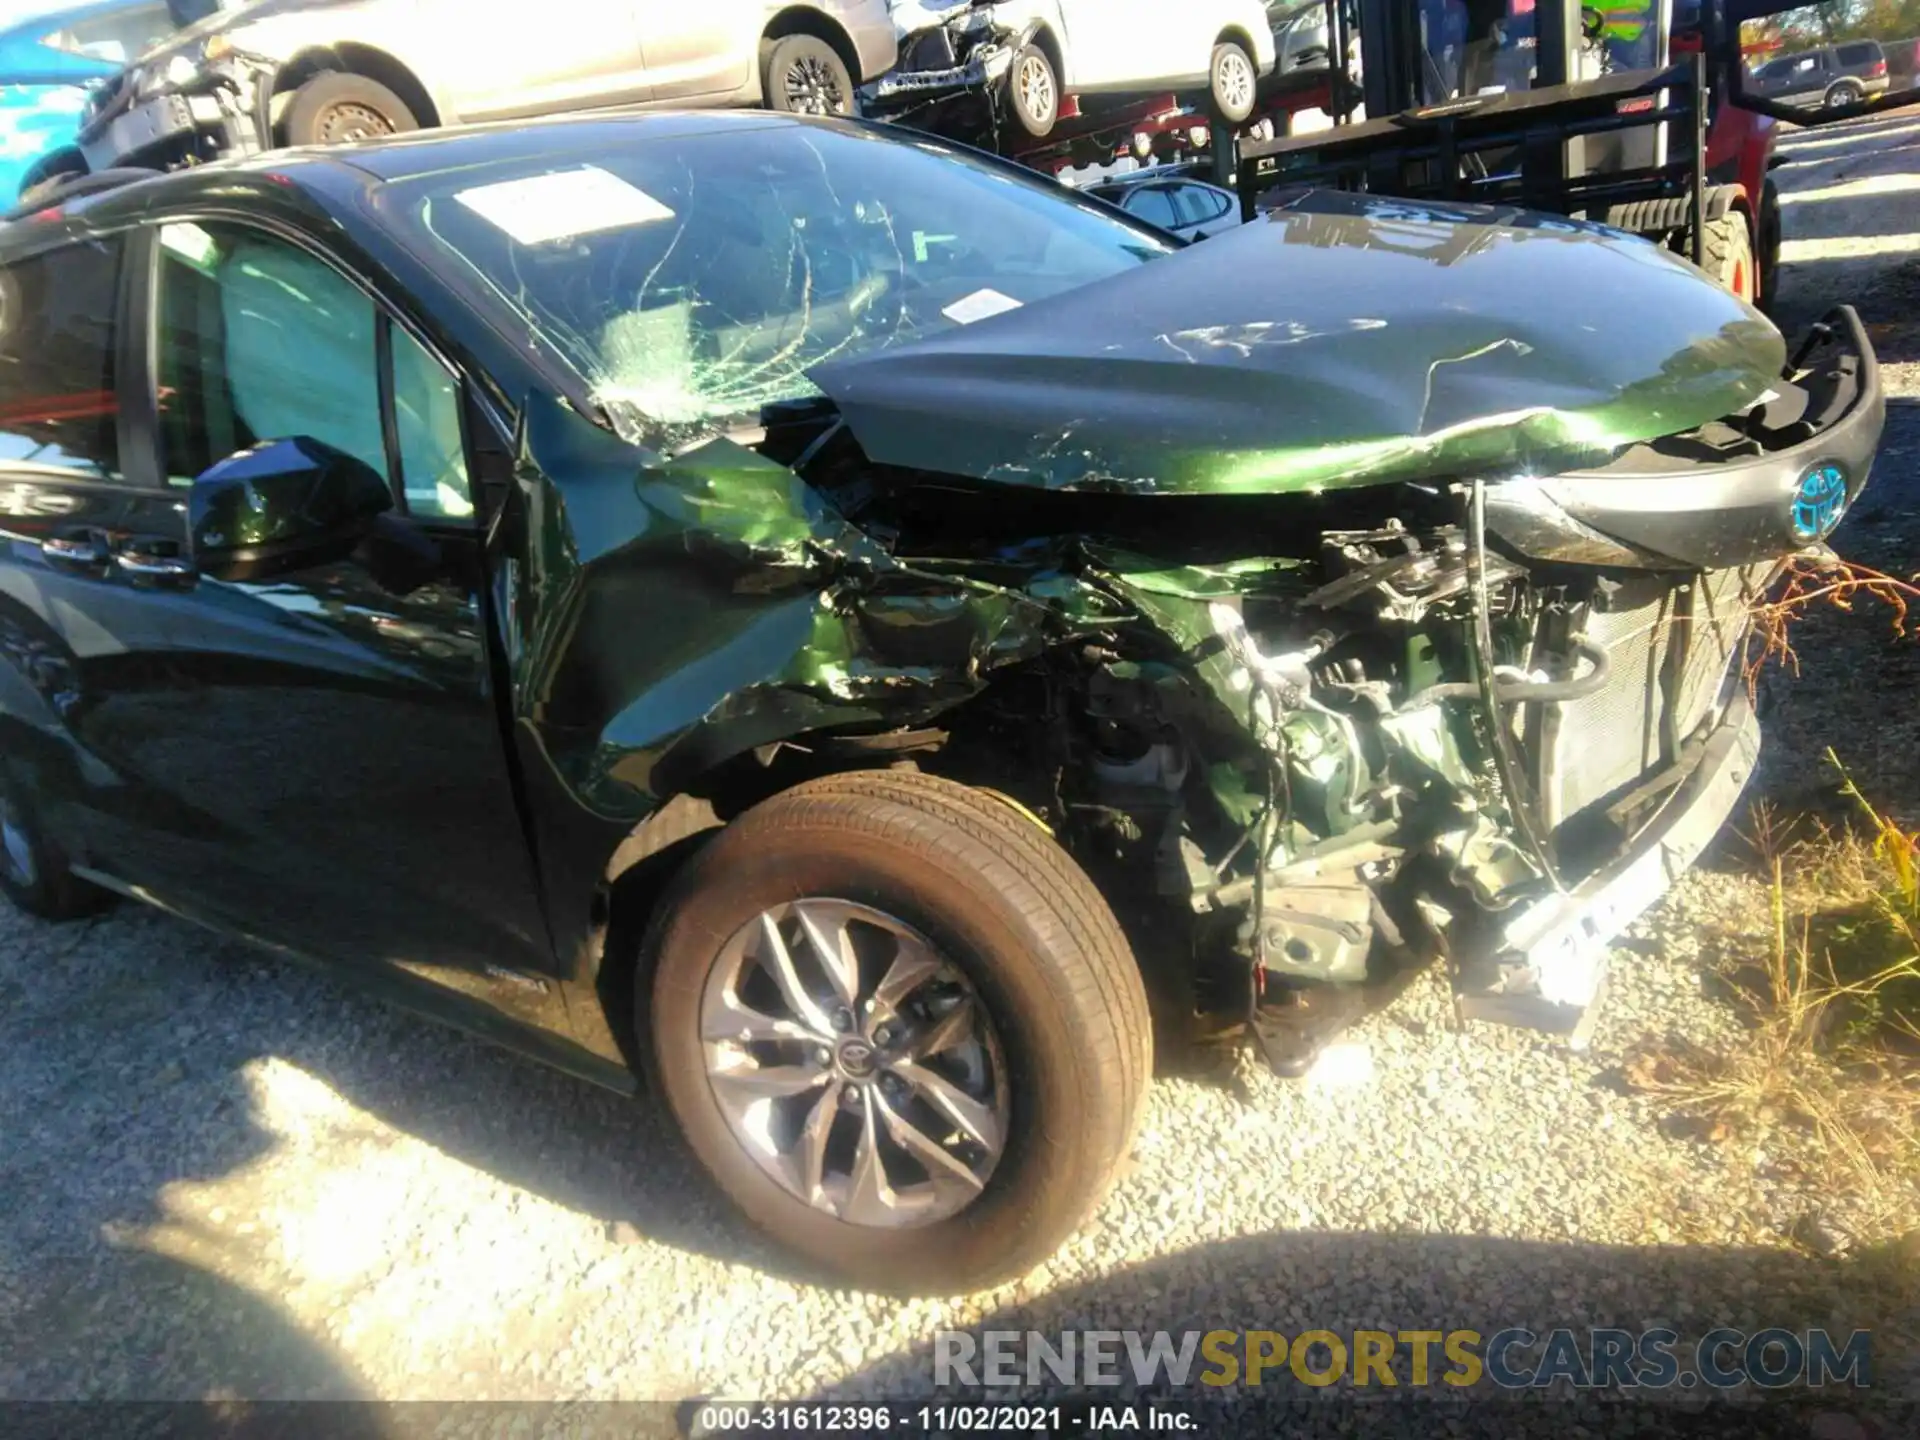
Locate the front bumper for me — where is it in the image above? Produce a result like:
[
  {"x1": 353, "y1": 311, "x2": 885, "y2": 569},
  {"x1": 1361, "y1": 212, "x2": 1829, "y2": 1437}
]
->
[
  {"x1": 861, "y1": 44, "x2": 1013, "y2": 107},
  {"x1": 1496, "y1": 306, "x2": 1884, "y2": 572},
  {"x1": 1458, "y1": 679, "x2": 1761, "y2": 1041}
]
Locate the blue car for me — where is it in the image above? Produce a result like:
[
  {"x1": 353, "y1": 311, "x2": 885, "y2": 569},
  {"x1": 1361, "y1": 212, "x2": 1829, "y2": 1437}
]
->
[{"x1": 0, "y1": 1, "x2": 202, "y2": 202}]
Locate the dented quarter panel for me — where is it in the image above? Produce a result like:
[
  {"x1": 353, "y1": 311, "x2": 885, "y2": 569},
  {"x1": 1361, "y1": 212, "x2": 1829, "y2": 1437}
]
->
[{"x1": 810, "y1": 191, "x2": 1787, "y2": 495}]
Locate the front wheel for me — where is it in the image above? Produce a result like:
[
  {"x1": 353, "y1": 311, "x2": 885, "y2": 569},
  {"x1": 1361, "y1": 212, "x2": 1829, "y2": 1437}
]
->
[
  {"x1": 1700, "y1": 208, "x2": 1757, "y2": 304},
  {"x1": 0, "y1": 773, "x2": 110, "y2": 921},
  {"x1": 643, "y1": 770, "x2": 1150, "y2": 1295},
  {"x1": 764, "y1": 35, "x2": 857, "y2": 116},
  {"x1": 1007, "y1": 42, "x2": 1060, "y2": 137},
  {"x1": 1207, "y1": 41, "x2": 1259, "y2": 125}
]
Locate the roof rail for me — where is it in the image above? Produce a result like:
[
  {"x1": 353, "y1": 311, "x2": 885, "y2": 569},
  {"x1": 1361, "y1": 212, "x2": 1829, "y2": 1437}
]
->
[{"x1": 2, "y1": 167, "x2": 164, "y2": 226}]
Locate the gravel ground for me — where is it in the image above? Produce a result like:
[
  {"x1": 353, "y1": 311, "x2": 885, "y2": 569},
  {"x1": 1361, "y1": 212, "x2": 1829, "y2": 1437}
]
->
[{"x1": 3, "y1": 116, "x2": 1919, "y2": 1431}]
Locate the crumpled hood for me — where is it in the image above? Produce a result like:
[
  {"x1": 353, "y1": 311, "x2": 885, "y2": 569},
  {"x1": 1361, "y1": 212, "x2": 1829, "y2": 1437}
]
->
[{"x1": 808, "y1": 191, "x2": 1787, "y2": 495}]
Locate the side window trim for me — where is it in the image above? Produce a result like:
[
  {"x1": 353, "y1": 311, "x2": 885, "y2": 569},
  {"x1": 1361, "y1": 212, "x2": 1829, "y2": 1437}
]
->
[
  {"x1": 116, "y1": 225, "x2": 164, "y2": 490},
  {"x1": 143, "y1": 211, "x2": 480, "y2": 524}
]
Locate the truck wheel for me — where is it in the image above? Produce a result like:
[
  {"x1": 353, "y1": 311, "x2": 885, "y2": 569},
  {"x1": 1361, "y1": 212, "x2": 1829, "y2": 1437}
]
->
[
  {"x1": 764, "y1": 35, "x2": 857, "y2": 117},
  {"x1": 1824, "y1": 78, "x2": 1865, "y2": 110},
  {"x1": 16, "y1": 147, "x2": 86, "y2": 208},
  {"x1": 642, "y1": 770, "x2": 1149, "y2": 1295},
  {"x1": 1207, "y1": 41, "x2": 1259, "y2": 125},
  {"x1": 0, "y1": 774, "x2": 110, "y2": 921},
  {"x1": 1007, "y1": 42, "x2": 1059, "y2": 137},
  {"x1": 1757, "y1": 178, "x2": 1783, "y2": 312},
  {"x1": 284, "y1": 73, "x2": 420, "y2": 147},
  {"x1": 1700, "y1": 209, "x2": 1757, "y2": 304}
]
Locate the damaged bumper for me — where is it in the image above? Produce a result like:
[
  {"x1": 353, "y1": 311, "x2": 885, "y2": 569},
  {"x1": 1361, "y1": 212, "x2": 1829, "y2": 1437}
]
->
[
  {"x1": 861, "y1": 43, "x2": 1013, "y2": 107},
  {"x1": 75, "y1": 55, "x2": 270, "y2": 171}
]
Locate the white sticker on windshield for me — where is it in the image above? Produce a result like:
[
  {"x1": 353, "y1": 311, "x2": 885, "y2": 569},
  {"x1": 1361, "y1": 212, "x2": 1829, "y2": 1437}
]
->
[
  {"x1": 453, "y1": 166, "x2": 676, "y2": 246},
  {"x1": 941, "y1": 288, "x2": 1024, "y2": 325}
]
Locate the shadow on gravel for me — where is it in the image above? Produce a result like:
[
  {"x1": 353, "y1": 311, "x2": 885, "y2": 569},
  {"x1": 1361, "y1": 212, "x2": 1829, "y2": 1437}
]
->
[{"x1": 801, "y1": 1229, "x2": 1913, "y2": 1439}]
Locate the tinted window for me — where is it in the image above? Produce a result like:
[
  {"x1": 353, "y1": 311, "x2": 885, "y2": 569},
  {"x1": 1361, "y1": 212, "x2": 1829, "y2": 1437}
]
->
[
  {"x1": 1124, "y1": 186, "x2": 1181, "y2": 228},
  {"x1": 391, "y1": 125, "x2": 1174, "y2": 443},
  {"x1": 0, "y1": 238, "x2": 122, "y2": 480},
  {"x1": 156, "y1": 221, "x2": 386, "y2": 486},
  {"x1": 154, "y1": 220, "x2": 472, "y2": 519},
  {"x1": 1171, "y1": 184, "x2": 1231, "y2": 225},
  {"x1": 1837, "y1": 42, "x2": 1882, "y2": 65}
]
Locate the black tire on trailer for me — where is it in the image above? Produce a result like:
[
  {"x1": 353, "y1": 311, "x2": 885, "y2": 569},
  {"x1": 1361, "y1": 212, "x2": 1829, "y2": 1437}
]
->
[
  {"x1": 1699, "y1": 208, "x2": 1758, "y2": 305},
  {"x1": 642, "y1": 769, "x2": 1150, "y2": 1295},
  {"x1": 1007, "y1": 41, "x2": 1060, "y2": 137},
  {"x1": 1206, "y1": 41, "x2": 1260, "y2": 125},
  {"x1": 283, "y1": 72, "x2": 419, "y2": 147},
  {"x1": 0, "y1": 770, "x2": 111, "y2": 921},
  {"x1": 763, "y1": 34, "x2": 858, "y2": 116}
]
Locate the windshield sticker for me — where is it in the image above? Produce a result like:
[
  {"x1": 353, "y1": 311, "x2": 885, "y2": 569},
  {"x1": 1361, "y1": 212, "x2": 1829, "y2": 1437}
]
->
[
  {"x1": 454, "y1": 167, "x2": 676, "y2": 246},
  {"x1": 941, "y1": 288, "x2": 1024, "y2": 325}
]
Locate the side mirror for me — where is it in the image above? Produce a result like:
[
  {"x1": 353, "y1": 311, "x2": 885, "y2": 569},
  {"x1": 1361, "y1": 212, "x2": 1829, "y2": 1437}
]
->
[{"x1": 190, "y1": 437, "x2": 392, "y2": 583}]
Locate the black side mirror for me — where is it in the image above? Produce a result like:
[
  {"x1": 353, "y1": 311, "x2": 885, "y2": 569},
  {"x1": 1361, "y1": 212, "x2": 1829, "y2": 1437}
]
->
[{"x1": 190, "y1": 437, "x2": 392, "y2": 583}]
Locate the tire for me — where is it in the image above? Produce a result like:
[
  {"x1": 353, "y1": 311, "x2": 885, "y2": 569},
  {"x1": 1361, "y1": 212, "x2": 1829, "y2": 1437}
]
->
[
  {"x1": 0, "y1": 773, "x2": 110, "y2": 921},
  {"x1": 642, "y1": 770, "x2": 1150, "y2": 1295},
  {"x1": 764, "y1": 35, "x2": 857, "y2": 117},
  {"x1": 1700, "y1": 209, "x2": 1757, "y2": 304},
  {"x1": 1207, "y1": 41, "x2": 1259, "y2": 125},
  {"x1": 1824, "y1": 79, "x2": 1864, "y2": 110},
  {"x1": 283, "y1": 72, "x2": 419, "y2": 147},
  {"x1": 1007, "y1": 42, "x2": 1059, "y2": 138},
  {"x1": 1757, "y1": 178, "x2": 1783, "y2": 312}
]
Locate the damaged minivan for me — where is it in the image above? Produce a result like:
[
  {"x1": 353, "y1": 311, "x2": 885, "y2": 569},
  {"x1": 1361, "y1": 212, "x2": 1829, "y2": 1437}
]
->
[{"x1": 0, "y1": 111, "x2": 1880, "y2": 1293}]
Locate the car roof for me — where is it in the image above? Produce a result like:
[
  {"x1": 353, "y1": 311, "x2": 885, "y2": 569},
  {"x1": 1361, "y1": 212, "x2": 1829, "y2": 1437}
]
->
[{"x1": 319, "y1": 106, "x2": 842, "y2": 183}]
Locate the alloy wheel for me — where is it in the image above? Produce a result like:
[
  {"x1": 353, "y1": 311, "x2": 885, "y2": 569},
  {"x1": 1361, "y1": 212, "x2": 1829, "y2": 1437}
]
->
[
  {"x1": 699, "y1": 897, "x2": 1008, "y2": 1228},
  {"x1": 1215, "y1": 50, "x2": 1255, "y2": 116},
  {"x1": 1017, "y1": 54, "x2": 1056, "y2": 127},
  {"x1": 785, "y1": 56, "x2": 849, "y2": 115}
]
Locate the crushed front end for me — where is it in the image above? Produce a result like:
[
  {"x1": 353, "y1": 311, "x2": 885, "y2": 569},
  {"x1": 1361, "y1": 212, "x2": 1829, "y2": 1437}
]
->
[
  {"x1": 862, "y1": 1, "x2": 1027, "y2": 117},
  {"x1": 504, "y1": 183, "x2": 1882, "y2": 1076},
  {"x1": 72, "y1": 38, "x2": 273, "y2": 173}
]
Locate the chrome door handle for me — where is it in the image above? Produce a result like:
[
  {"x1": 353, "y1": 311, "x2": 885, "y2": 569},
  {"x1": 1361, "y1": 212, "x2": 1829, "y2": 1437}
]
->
[
  {"x1": 113, "y1": 551, "x2": 196, "y2": 588},
  {"x1": 40, "y1": 534, "x2": 109, "y2": 571}
]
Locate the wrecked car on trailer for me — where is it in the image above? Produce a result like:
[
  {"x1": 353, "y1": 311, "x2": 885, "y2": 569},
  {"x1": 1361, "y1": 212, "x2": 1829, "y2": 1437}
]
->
[{"x1": 0, "y1": 113, "x2": 1880, "y2": 1293}]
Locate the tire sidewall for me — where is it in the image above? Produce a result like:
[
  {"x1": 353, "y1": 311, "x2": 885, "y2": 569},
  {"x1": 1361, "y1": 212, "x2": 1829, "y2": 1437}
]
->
[
  {"x1": 765, "y1": 36, "x2": 857, "y2": 117},
  {"x1": 645, "y1": 809, "x2": 1107, "y2": 1292},
  {"x1": 1209, "y1": 43, "x2": 1257, "y2": 124},
  {"x1": 285, "y1": 74, "x2": 418, "y2": 147},
  {"x1": 1009, "y1": 44, "x2": 1059, "y2": 137}
]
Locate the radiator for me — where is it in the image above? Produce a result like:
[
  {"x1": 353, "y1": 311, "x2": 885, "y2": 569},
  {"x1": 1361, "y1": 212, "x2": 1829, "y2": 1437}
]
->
[{"x1": 1539, "y1": 565, "x2": 1763, "y2": 831}]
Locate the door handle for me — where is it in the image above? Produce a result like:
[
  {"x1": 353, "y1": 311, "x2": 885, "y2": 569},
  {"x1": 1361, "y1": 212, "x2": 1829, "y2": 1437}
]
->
[
  {"x1": 40, "y1": 534, "x2": 109, "y2": 574},
  {"x1": 113, "y1": 551, "x2": 197, "y2": 589}
]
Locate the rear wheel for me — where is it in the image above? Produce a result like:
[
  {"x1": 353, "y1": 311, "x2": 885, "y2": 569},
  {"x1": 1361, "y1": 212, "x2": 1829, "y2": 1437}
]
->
[
  {"x1": 0, "y1": 774, "x2": 110, "y2": 921},
  {"x1": 643, "y1": 770, "x2": 1149, "y2": 1294},
  {"x1": 1700, "y1": 209, "x2": 1757, "y2": 304},
  {"x1": 1207, "y1": 41, "x2": 1259, "y2": 125},
  {"x1": 1007, "y1": 42, "x2": 1060, "y2": 137},
  {"x1": 1824, "y1": 78, "x2": 1865, "y2": 110},
  {"x1": 764, "y1": 34, "x2": 857, "y2": 117},
  {"x1": 283, "y1": 72, "x2": 419, "y2": 146}
]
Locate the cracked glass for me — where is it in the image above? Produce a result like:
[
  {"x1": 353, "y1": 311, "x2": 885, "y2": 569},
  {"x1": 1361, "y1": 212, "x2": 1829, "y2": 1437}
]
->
[{"x1": 390, "y1": 124, "x2": 1175, "y2": 447}]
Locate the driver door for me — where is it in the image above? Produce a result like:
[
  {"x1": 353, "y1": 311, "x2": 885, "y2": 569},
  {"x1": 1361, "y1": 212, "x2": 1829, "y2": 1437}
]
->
[{"x1": 81, "y1": 216, "x2": 562, "y2": 1029}]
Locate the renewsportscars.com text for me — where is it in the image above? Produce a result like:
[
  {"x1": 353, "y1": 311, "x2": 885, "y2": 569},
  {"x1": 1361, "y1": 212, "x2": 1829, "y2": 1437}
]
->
[{"x1": 934, "y1": 1327, "x2": 1872, "y2": 1391}]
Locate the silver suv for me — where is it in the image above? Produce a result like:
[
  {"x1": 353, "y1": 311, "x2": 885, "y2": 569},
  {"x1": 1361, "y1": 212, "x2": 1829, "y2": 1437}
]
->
[{"x1": 27, "y1": 0, "x2": 897, "y2": 199}]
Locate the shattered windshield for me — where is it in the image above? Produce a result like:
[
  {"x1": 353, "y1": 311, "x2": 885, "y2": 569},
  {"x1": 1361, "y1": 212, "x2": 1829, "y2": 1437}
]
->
[{"x1": 392, "y1": 120, "x2": 1176, "y2": 445}]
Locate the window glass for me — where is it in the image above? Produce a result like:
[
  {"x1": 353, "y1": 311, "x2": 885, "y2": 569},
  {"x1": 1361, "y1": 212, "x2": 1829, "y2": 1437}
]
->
[
  {"x1": 391, "y1": 326, "x2": 473, "y2": 520},
  {"x1": 392, "y1": 126, "x2": 1173, "y2": 445},
  {"x1": 0, "y1": 238, "x2": 122, "y2": 479},
  {"x1": 156, "y1": 220, "x2": 387, "y2": 486},
  {"x1": 1124, "y1": 186, "x2": 1181, "y2": 229},
  {"x1": 1172, "y1": 184, "x2": 1231, "y2": 225},
  {"x1": 1837, "y1": 42, "x2": 1881, "y2": 65}
]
